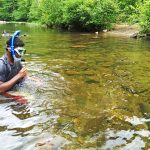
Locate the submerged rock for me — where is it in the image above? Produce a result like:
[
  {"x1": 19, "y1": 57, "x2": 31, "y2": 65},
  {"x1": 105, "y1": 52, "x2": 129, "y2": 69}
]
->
[
  {"x1": 35, "y1": 136, "x2": 65, "y2": 150},
  {"x1": 71, "y1": 45, "x2": 86, "y2": 48},
  {"x1": 121, "y1": 85, "x2": 149, "y2": 94}
]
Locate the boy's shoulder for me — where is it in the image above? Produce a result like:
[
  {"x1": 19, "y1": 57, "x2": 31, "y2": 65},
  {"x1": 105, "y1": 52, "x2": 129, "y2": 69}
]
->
[
  {"x1": 0, "y1": 56, "x2": 7, "y2": 71},
  {"x1": 0, "y1": 55, "x2": 6, "y2": 63}
]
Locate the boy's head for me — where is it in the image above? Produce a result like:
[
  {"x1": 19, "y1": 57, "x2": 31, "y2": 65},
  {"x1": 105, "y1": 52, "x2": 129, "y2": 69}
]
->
[
  {"x1": 6, "y1": 36, "x2": 24, "y2": 48},
  {"x1": 6, "y1": 36, "x2": 26, "y2": 57}
]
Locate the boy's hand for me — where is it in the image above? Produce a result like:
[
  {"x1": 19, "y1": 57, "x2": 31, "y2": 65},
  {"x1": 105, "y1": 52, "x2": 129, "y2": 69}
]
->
[{"x1": 18, "y1": 68, "x2": 27, "y2": 79}]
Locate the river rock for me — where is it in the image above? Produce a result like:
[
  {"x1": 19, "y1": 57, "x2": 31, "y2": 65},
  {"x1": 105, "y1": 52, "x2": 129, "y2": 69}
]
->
[
  {"x1": 130, "y1": 32, "x2": 139, "y2": 38},
  {"x1": 71, "y1": 45, "x2": 86, "y2": 48},
  {"x1": 35, "y1": 136, "x2": 65, "y2": 150}
]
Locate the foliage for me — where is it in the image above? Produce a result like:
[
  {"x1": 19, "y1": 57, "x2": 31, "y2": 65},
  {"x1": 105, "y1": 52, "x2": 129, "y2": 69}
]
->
[
  {"x1": 40, "y1": 0, "x2": 118, "y2": 31},
  {"x1": 64, "y1": 0, "x2": 119, "y2": 31},
  {"x1": 0, "y1": 0, "x2": 18, "y2": 21},
  {"x1": 40, "y1": 0, "x2": 63, "y2": 27},
  {"x1": 0, "y1": 0, "x2": 149, "y2": 33},
  {"x1": 139, "y1": 0, "x2": 150, "y2": 33},
  {"x1": 116, "y1": 0, "x2": 141, "y2": 22},
  {"x1": 13, "y1": 0, "x2": 31, "y2": 21},
  {"x1": 86, "y1": 0, "x2": 118, "y2": 30},
  {"x1": 28, "y1": 0, "x2": 42, "y2": 22}
]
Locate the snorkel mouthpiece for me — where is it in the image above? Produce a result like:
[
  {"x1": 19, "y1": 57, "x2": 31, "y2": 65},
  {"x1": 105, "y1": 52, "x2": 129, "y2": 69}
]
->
[{"x1": 11, "y1": 30, "x2": 21, "y2": 61}]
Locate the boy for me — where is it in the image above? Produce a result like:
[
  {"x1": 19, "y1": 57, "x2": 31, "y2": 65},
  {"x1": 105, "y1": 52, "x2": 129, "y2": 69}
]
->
[{"x1": 0, "y1": 31, "x2": 27, "y2": 93}]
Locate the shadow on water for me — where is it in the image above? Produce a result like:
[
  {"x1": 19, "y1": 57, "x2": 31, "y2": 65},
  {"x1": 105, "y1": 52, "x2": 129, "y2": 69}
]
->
[{"x1": 0, "y1": 23, "x2": 150, "y2": 149}]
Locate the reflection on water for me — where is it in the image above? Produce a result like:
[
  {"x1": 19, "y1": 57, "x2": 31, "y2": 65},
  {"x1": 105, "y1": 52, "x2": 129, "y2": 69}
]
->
[{"x1": 0, "y1": 23, "x2": 150, "y2": 149}]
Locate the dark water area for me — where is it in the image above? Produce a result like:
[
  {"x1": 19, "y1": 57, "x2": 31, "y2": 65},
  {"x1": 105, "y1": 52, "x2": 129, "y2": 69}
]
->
[{"x1": 0, "y1": 23, "x2": 150, "y2": 149}]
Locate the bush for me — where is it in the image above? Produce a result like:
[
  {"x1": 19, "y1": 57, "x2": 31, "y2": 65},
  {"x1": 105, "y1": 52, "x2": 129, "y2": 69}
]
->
[
  {"x1": 89, "y1": 0, "x2": 119, "y2": 30},
  {"x1": 40, "y1": 0, "x2": 63, "y2": 27},
  {"x1": 139, "y1": 0, "x2": 150, "y2": 33},
  {"x1": 62, "y1": 0, "x2": 89, "y2": 30},
  {"x1": 13, "y1": 0, "x2": 31, "y2": 21},
  {"x1": 62, "y1": 0, "x2": 119, "y2": 31},
  {"x1": 0, "y1": 0, "x2": 18, "y2": 21},
  {"x1": 28, "y1": 0, "x2": 42, "y2": 22},
  {"x1": 117, "y1": 0, "x2": 141, "y2": 22}
]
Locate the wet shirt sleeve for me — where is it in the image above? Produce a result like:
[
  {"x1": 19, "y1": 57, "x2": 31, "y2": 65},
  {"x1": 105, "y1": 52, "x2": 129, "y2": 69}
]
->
[{"x1": 0, "y1": 60, "x2": 6, "y2": 82}]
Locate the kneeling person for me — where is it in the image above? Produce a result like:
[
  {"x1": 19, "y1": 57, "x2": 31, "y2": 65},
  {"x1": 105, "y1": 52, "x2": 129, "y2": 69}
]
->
[{"x1": 0, "y1": 31, "x2": 27, "y2": 93}]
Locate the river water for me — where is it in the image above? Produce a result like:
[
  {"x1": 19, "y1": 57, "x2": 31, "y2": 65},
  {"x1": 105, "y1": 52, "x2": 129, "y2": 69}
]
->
[{"x1": 0, "y1": 23, "x2": 150, "y2": 149}]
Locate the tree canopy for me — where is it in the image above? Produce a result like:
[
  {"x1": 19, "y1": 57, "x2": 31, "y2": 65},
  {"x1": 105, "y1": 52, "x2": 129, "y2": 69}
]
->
[{"x1": 0, "y1": 0, "x2": 149, "y2": 33}]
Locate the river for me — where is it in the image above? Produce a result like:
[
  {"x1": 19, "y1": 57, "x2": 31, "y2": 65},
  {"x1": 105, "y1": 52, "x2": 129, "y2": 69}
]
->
[{"x1": 0, "y1": 23, "x2": 150, "y2": 149}]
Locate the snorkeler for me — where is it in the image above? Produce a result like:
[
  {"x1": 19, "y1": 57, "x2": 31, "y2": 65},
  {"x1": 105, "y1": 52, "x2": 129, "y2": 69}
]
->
[
  {"x1": 0, "y1": 31, "x2": 27, "y2": 93},
  {"x1": 1, "y1": 30, "x2": 9, "y2": 37}
]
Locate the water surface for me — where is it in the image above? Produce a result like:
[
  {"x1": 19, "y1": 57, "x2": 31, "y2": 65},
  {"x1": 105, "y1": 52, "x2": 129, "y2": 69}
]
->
[{"x1": 0, "y1": 23, "x2": 150, "y2": 149}]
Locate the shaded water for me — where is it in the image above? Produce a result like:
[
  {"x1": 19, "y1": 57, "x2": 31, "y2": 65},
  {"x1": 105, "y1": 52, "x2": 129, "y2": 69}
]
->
[{"x1": 0, "y1": 23, "x2": 150, "y2": 149}]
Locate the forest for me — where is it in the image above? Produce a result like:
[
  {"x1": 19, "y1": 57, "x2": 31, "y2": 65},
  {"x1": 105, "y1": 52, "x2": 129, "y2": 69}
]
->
[{"x1": 0, "y1": 0, "x2": 150, "y2": 33}]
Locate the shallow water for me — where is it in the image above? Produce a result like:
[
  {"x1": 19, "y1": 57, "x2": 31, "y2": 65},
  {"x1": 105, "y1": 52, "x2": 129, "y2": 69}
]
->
[{"x1": 0, "y1": 23, "x2": 150, "y2": 149}]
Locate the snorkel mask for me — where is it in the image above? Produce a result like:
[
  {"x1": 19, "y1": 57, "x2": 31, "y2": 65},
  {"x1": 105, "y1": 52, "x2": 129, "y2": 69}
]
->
[
  {"x1": 14, "y1": 47, "x2": 26, "y2": 56},
  {"x1": 11, "y1": 30, "x2": 26, "y2": 62}
]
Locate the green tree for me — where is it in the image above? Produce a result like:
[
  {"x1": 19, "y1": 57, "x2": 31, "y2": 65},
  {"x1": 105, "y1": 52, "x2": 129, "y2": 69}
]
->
[
  {"x1": 139, "y1": 0, "x2": 150, "y2": 33},
  {"x1": 0, "y1": 0, "x2": 148, "y2": 33},
  {"x1": 28, "y1": 0, "x2": 42, "y2": 21},
  {"x1": 40, "y1": 0, "x2": 63, "y2": 27},
  {"x1": 62, "y1": 0, "x2": 118, "y2": 31},
  {"x1": 0, "y1": 0, "x2": 18, "y2": 21},
  {"x1": 117, "y1": 0, "x2": 141, "y2": 22},
  {"x1": 13, "y1": 0, "x2": 32, "y2": 21}
]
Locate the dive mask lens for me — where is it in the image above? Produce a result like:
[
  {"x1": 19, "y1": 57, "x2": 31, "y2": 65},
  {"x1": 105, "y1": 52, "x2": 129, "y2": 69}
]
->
[{"x1": 14, "y1": 47, "x2": 26, "y2": 56}]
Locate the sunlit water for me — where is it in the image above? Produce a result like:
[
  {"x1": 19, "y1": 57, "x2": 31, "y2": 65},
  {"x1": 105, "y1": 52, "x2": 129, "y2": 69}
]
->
[{"x1": 0, "y1": 23, "x2": 150, "y2": 149}]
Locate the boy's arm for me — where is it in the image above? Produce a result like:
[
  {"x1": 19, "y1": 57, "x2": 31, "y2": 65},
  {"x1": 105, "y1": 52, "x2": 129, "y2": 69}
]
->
[{"x1": 0, "y1": 68, "x2": 27, "y2": 93}]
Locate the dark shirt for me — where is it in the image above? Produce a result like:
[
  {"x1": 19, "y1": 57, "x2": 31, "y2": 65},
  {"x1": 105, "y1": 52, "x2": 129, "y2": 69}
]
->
[{"x1": 0, "y1": 55, "x2": 22, "y2": 83}]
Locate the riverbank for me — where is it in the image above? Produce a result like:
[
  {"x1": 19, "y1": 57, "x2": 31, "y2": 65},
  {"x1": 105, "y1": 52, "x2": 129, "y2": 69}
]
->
[
  {"x1": 0, "y1": 21, "x2": 6, "y2": 24},
  {"x1": 0, "y1": 21, "x2": 147, "y2": 39},
  {"x1": 103, "y1": 24, "x2": 140, "y2": 38}
]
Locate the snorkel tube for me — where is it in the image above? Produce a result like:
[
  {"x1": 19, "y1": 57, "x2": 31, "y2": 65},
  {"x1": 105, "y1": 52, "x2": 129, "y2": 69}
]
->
[{"x1": 11, "y1": 30, "x2": 21, "y2": 61}]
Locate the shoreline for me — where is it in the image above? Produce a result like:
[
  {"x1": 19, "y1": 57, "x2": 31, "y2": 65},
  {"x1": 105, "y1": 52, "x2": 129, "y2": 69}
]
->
[
  {"x1": 0, "y1": 21, "x2": 148, "y2": 39},
  {"x1": 0, "y1": 21, "x2": 6, "y2": 24},
  {"x1": 103, "y1": 24, "x2": 141, "y2": 38}
]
